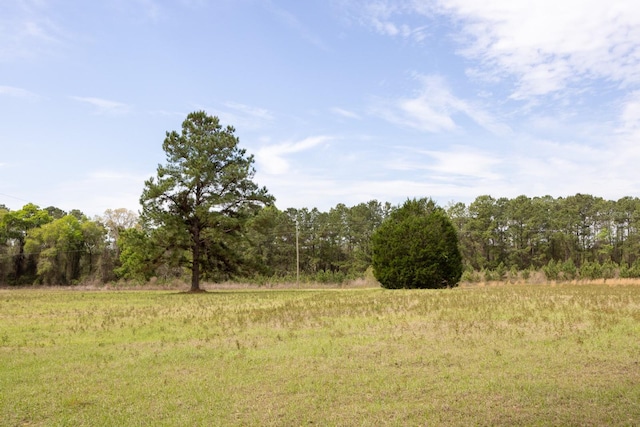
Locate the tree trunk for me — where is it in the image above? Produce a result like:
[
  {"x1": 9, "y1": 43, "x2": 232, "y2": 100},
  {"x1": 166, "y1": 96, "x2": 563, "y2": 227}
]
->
[
  {"x1": 191, "y1": 225, "x2": 201, "y2": 292},
  {"x1": 14, "y1": 240, "x2": 25, "y2": 281}
]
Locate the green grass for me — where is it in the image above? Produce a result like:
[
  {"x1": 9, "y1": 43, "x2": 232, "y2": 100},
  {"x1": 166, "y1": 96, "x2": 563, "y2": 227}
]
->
[{"x1": 1, "y1": 284, "x2": 639, "y2": 426}]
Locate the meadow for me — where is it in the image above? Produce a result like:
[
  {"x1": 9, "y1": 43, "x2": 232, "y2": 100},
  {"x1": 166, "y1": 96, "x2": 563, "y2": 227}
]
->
[{"x1": 1, "y1": 284, "x2": 639, "y2": 426}]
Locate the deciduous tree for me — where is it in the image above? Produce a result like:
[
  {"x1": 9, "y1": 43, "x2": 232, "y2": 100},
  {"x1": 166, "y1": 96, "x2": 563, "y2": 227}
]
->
[
  {"x1": 1, "y1": 204, "x2": 52, "y2": 283},
  {"x1": 24, "y1": 214, "x2": 106, "y2": 285}
]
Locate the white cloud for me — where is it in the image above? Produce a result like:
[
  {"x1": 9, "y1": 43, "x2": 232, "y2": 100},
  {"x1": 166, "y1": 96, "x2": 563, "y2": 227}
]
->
[
  {"x1": 340, "y1": 0, "x2": 428, "y2": 42},
  {"x1": 266, "y1": 2, "x2": 330, "y2": 51},
  {"x1": 431, "y1": 0, "x2": 640, "y2": 99},
  {"x1": 370, "y1": 75, "x2": 455, "y2": 132},
  {"x1": 0, "y1": 1, "x2": 67, "y2": 61},
  {"x1": 0, "y1": 169, "x2": 146, "y2": 216},
  {"x1": 372, "y1": 74, "x2": 508, "y2": 133},
  {"x1": 256, "y1": 136, "x2": 330, "y2": 175},
  {"x1": 617, "y1": 91, "x2": 640, "y2": 135},
  {"x1": 385, "y1": 145, "x2": 503, "y2": 189},
  {"x1": 331, "y1": 107, "x2": 361, "y2": 119},
  {"x1": 605, "y1": 92, "x2": 640, "y2": 184},
  {"x1": 506, "y1": 138, "x2": 617, "y2": 199},
  {"x1": 224, "y1": 102, "x2": 274, "y2": 122},
  {"x1": 349, "y1": 1, "x2": 640, "y2": 100},
  {"x1": 204, "y1": 102, "x2": 275, "y2": 131},
  {"x1": 0, "y1": 85, "x2": 38, "y2": 99},
  {"x1": 422, "y1": 145, "x2": 502, "y2": 181},
  {"x1": 71, "y1": 96, "x2": 132, "y2": 114},
  {"x1": 259, "y1": 168, "x2": 512, "y2": 210},
  {"x1": 52, "y1": 170, "x2": 146, "y2": 216}
]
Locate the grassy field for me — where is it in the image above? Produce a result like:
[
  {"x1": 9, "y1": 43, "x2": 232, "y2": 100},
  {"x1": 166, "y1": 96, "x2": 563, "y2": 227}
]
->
[{"x1": 1, "y1": 284, "x2": 639, "y2": 426}]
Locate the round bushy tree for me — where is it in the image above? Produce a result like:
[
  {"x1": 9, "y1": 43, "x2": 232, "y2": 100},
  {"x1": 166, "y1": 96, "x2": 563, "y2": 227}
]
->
[{"x1": 372, "y1": 198, "x2": 463, "y2": 289}]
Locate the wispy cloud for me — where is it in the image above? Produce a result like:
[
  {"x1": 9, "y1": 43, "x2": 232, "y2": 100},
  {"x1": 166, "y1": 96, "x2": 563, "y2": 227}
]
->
[
  {"x1": 432, "y1": 0, "x2": 640, "y2": 100},
  {"x1": 370, "y1": 75, "x2": 455, "y2": 132},
  {"x1": 0, "y1": 85, "x2": 38, "y2": 99},
  {"x1": 347, "y1": 1, "x2": 640, "y2": 101},
  {"x1": 331, "y1": 107, "x2": 361, "y2": 120},
  {"x1": 0, "y1": 1, "x2": 67, "y2": 61},
  {"x1": 224, "y1": 102, "x2": 274, "y2": 122},
  {"x1": 386, "y1": 145, "x2": 502, "y2": 183},
  {"x1": 338, "y1": 0, "x2": 429, "y2": 42},
  {"x1": 52, "y1": 170, "x2": 147, "y2": 216},
  {"x1": 256, "y1": 136, "x2": 330, "y2": 175},
  {"x1": 422, "y1": 145, "x2": 503, "y2": 181},
  {"x1": 617, "y1": 91, "x2": 640, "y2": 136},
  {"x1": 206, "y1": 102, "x2": 275, "y2": 131},
  {"x1": 71, "y1": 96, "x2": 132, "y2": 114},
  {"x1": 265, "y1": 2, "x2": 330, "y2": 51},
  {"x1": 371, "y1": 74, "x2": 509, "y2": 134},
  {"x1": 258, "y1": 170, "x2": 510, "y2": 211}
]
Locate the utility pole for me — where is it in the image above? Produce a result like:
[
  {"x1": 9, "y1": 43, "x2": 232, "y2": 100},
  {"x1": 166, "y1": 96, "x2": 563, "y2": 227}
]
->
[{"x1": 295, "y1": 218, "x2": 300, "y2": 287}]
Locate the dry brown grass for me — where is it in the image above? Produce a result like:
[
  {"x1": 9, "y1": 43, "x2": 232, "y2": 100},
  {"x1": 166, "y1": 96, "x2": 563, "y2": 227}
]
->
[{"x1": 465, "y1": 277, "x2": 640, "y2": 288}]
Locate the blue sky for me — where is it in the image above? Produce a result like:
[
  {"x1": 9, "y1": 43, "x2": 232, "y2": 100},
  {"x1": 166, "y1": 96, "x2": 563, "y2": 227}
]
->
[{"x1": 2, "y1": 0, "x2": 640, "y2": 216}]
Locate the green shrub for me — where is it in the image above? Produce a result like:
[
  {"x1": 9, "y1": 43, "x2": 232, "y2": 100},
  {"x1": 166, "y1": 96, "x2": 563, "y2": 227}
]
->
[
  {"x1": 620, "y1": 261, "x2": 640, "y2": 278},
  {"x1": 495, "y1": 262, "x2": 507, "y2": 281},
  {"x1": 460, "y1": 269, "x2": 477, "y2": 283},
  {"x1": 580, "y1": 261, "x2": 602, "y2": 280},
  {"x1": 483, "y1": 268, "x2": 496, "y2": 282},
  {"x1": 543, "y1": 259, "x2": 559, "y2": 280},
  {"x1": 371, "y1": 198, "x2": 463, "y2": 289},
  {"x1": 313, "y1": 270, "x2": 346, "y2": 284},
  {"x1": 560, "y1": 259, "x2": 577, "y2": 280},
  {"x1": 601, "y1": 261, "x2": 617, "y2": 280}
]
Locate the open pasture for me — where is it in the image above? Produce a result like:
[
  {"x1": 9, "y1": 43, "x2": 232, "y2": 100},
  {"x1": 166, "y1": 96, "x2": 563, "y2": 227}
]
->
[{"x1": 1, "y1": 284, "x2": 639, "y2": 426}]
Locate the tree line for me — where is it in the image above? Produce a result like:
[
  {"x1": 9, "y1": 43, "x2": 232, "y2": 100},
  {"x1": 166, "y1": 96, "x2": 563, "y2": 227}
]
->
[
  {"x1": 0, "y1": 205, "x2": 135, "y2": 285},
  {"x1": 3, "y1": 193, "x2": 640, "y2": 286},
  {"x1": 0, "y1": 201, "x2": 391, "y2": 286},
  {"x1": 3, "y1": 112, "x2": 640, "y2": 287},
  {"x1": 447, "y1": 194, "x2": 640, "y2": 279}
]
